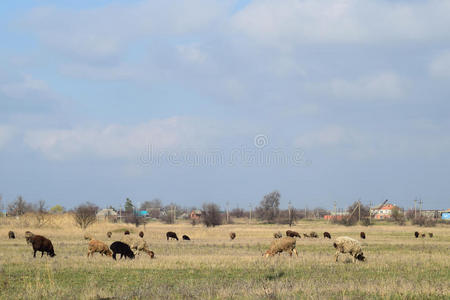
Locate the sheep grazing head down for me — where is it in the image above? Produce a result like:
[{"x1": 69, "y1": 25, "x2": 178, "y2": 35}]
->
[{"x1": 355, "y1": 252, "x2": 365, "y2": 262}]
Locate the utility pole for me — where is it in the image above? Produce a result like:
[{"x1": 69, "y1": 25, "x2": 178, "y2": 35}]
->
[
  {"x1": 304, "y1": 207, "x2": 307, "y2": 219},
  {"x1": 419, "y1": 199, "x2": 423, "y2": 216},
  {"x1": 369, "y1": 201, "x2": 373, "y2": 223},
  {"x1": 249, "y1": 203, "x2": 252, "y2": 224},
  {"x1": 414, "y1": 198, "x2": 417, "y2": 219},
  {"x1": 358, "y1": 199, "x2": 361, "y2": 223},
  {"x1": 288, "y1": 201, "x2": 292, "y2": 227},
  {"x1": 226, "y1": 201, "x2": 229, "y2": 224}
]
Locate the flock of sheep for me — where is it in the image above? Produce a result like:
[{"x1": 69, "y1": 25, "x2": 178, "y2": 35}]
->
[{"x1": 6, "y1": 229, "x2": 434, "y2": 263}]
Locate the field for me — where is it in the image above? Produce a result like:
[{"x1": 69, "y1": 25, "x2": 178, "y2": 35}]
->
[{"x1": 0, "y1": 216, "x2": 449, "y2": 299}]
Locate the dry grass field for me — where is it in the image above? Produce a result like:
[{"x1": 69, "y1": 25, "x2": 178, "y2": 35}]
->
[{"x1": 0, "y1": 215, "x2": 449, "y2": 299}]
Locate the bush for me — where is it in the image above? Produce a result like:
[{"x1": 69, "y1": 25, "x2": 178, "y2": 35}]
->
[
  {"x1": 202, "y1": 203, "x2": 222, "y2": 227},
  {"x1": 412, "y1": 216, "x2": 436, "y2": 227},
  {"x1": 73, "y1": 202, "x2": 98, "y2": 229}
]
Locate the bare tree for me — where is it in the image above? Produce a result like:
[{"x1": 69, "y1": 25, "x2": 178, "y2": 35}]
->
[
  {"x1": 202, "y1": 203, "x2": 222, "y2": 227},
  {"x1": 35, "y1": 200, "x2": 50, "y2": 227},
  {"x1": 255, "y1": 190, "x2": 280, "y2": 223},
  {"x1": 73, "y1": 202, "x2": 99, "y2": 229},
  {"x1": 8, "y1": 196, "x2": 33, "y2": 216}
]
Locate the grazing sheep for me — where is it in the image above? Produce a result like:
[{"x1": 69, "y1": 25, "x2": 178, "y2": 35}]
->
[
  {"x1": 414, "y1": 231, "x2": 419, "y2": 238},
  {"x1": 107, "y1": 231, "x2": 112, "y2": 238},
  {"x1": 229, "y1": 232, "x2": 236, "y2": 240},
  {"x1": 121, "y1": 235, "x2": 155, "y2": 258},
  {"x1": 110, "y1": 241, "x2": 135, "y2": 260},
  {"x1": 309, "y1": 231, "x2": 318, "y2": 238},
  {"x1": 286, "y1": 230, "x2": 301, "y2": 238},
  {"x1": 182, "y1": 235, "x2": 191, "y2": 241},
  {"x1": 25, "y1": 231, "x2": 34, "y2": 245},
  {"x1": 360, "y1": 232, "x2": 366, "y2": 239},
  {"x1": 303, "y1": 233, "x2": 310, "y2": 238},
  {"x1": 8, "y1": 231, "x2": 15, "y2": 239},
  {"x1": 273, "y1": 232, "x2": 282, "y2": 239},
  {"x1": 87, "y1": 239, "x2": 112, "y2": 257},
  {"x1": 28, "y1": 235, "x2": 56, "y2": 258},
  {"x1": 124, "y1": 230, "x2": 130, "y2": 235},
  {"x1": 421, "y1": 233, "x2": 426, "y2": 238},
  {"x1": 429, "y1": 233, "x2": 433, "y2": 238},
  {"x1": 323, "y1": 232, "x2": 331, "y2": 239},
  {"x1": 333, "y1": 236, "x2": 365, "y2": 263},
  {"x1": 139, "y1": 231, "x2": 144, "y2": 238},
  {"x1": 166, "y1": 231, "x2": 178, "y2": 241},
  {"x1": 264, "y1": 237, "x2": 298, "y2": 257}
]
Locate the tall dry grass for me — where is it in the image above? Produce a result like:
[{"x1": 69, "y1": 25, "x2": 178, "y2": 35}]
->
[{"x1": 0, "y1": 214, "x2": 449, "y2": 299}]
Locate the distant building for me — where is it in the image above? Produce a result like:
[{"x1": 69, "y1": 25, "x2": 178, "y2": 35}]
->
[
  {"x1": 371, "y1": 204, "x2": 396, "y2": 219},
  {"x1": 324, "y1": 211, "x2": 349, "y2": 220},
  {"x1": 439, "y1": 209, "x2": 450, "y2": 220},
  {"x1": 190, "y1": 210, "x2": 202, "y2": 220},
  {"x1": 96, "y1": 209, "x2": 118, "y2": 222}
]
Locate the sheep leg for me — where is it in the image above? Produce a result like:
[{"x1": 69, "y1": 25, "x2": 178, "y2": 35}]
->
[
  {"x1": 293, "y1": 248, "x2": 298, "y2": 257},
  {"x1": 33, "y1": 250, "x2": 37, "y2": 258},
  {"x1": 335, "y1": 251, "x2": 339, "y2": 262},
  {"x1": 112, "y1": 253, "x2": 117, "y2": 260},
  {"x1": 41, "y1": 251, "x2": 44, "y2": 257},
  {"x1": 120, "y1": 254, "x2": 123, "y2": 259}
]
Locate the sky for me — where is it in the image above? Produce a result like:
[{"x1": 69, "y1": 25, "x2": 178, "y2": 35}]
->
[{"x1": 1, "y1": 0, "x2": 449, "y2": 211}]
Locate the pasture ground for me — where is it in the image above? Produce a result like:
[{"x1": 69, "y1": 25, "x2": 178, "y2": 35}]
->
[{"x1": 0, "y1": 216, "x2": 449, "y2": 299}]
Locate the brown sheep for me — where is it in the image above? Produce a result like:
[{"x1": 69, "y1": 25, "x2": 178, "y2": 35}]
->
[
  {"x1": 107, "y1": 231, "x2": 112, "y2": 238},
  {"x1": 323, "y1": 232, "x2": 331, "y2": 239},
  {"x1": 124, "y1": 230, "x2": 130, "y2": 235},
  {"x1": 273, "y1": 232, "x2": 282, "y2": 239},
  {"x1": 87, "y1": 239, "x2": 112, "y2": 257},
  {"x1": 8, "y1": 231, "x2": 15, "y2": 239},
  {"x1": 264, "y1": 237, "x2": 298, "y2": 257},
  {"x1": 286, "y1": 230, "x2": 301, "y2": 238},
  {"x1": 139, "y1": 231, "x2": 144, "y2": 238},
  {"x1": 421, "y1": 233, "x2": 426, "y2": 238},
  {"x1": 414, "y1": 231, "x2": 419, "y2": 238},
  {"x1": 309, "y1": 231, "x2": 318, "y2": 238},
  {"x1": 28, "y1": 235, "x2": 55, "y2": 258},
  {"x1": 303, "y1": 233, "x2": 310, "y2": 238},
  {"x1": 428, "y1": 233, "x2": 433, "y2": 238},
  {"x1": 25, "y1": 231, "x2": 34, "y2": 245},
  {"x1": 360, "y1": 232, "x2": 366, "y2": 239},
  {"x1": 333, "y1": 236, "x2": 365, "y2": 263},
  {"x1": 121, "y1": 235, "x2": 155, "y2": 258},
  {"x1": 229, "y1": 232, "x2": 236, "y2": 240}
]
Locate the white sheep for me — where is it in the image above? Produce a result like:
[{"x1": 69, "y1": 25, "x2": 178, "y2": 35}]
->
[
  {"x1": 264, "y1": 236, "x2": 298, "y2": 257},
  {"x1": 333, "y1": 236, "x2": 365, "y2": 263}
]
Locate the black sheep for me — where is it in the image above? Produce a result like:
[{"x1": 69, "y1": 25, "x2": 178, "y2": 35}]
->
[
  {"x1": 428, "y1": 233, "x2": 433, "y2": 238},
  {"x1": 323, "y1": 232, "x2": 331, "y2": 239},
  {"x1": 107, "y1": 231, "x2": 112, "y2": 238},
  {"x1": 110, "y1": 241, "x2": 135, "y2": 260},
  {"x1": 139, "y1": 231, "x2": 144, "y2": 238},
  {"x1": 124, "y1": 230, "x2": 130, "y2": 235},
  {"x1": 8, "y1": 231, "x2": 15, "y2": 239},
  {"x1": 29, "y1": 235, "x2": 55, "y2": 258},
  {"x1": 166, "y1": 231, "x2": 178, "y2": 241},
  {"x1": 414, "y1": 231, "x2": 419, "y2": 238},
  {"x1": 286, "y1": 230, "x2": 301, "y2": 238},
  {"x1": 360, "y1": 232, "x2": 366, "y2": 239},
  {"x1": 182, "y1": 235, "x2": 191, "y2": 241}
]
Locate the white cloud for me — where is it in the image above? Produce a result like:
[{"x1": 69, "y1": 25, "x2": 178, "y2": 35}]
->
[
  {"x1": 429, "y1": 51, "x2": 450, "y2": 79},
  {"x1": 0, "y1": 75, "x2": 54, "y2": 101},
  {"x1": 330, "y1": 72, "x2": 405, "y2": 101},
  {"x1": 232, "y1": 0, "x2": 450, "y2": 47},
  {"x1": 23, "y1": 117, "x2": 216, "y2": 160},
  {"x1": 0, "y1": 126, "x2": 14, "y2": 149},
  {"x1": 295, "y1": 125, "x2": 350, "y2": 148},
  {"x1": 24, "y1": 1, "x2": 229, "y2": 64}
]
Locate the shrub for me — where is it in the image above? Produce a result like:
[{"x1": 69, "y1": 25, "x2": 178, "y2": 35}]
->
[
  {"x1": 73, "y1": 202, "x2": 98, "y2": 229},
  {"x1": 202, "y1": 203, "x2": 222, "y2": 227},
  {"x1": 412, "y1": 216, "x2": 436, "y2": 227}
]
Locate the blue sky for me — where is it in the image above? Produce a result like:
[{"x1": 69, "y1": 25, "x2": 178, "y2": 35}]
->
[{"x1": 1, "y1": 0, "x2": 449, "y2": 210}]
